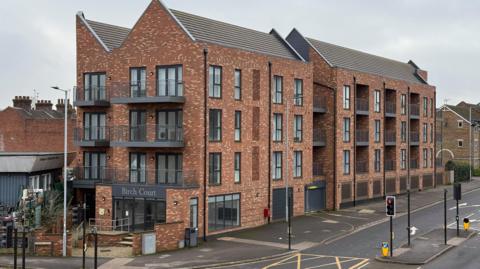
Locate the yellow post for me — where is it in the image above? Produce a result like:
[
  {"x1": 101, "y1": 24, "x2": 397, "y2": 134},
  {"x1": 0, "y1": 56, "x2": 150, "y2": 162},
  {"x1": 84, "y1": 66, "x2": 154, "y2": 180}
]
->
[
  {"x1": 464, "y1": 218, "x2": 470, "y2": 231},
  {"x1": 381, "y1": 242, "x2": 389, "y2": 257}
]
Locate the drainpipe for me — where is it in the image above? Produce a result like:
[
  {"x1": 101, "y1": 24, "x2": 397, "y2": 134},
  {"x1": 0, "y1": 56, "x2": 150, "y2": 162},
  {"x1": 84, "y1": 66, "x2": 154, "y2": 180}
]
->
[
  {"x1": 383, "y1": 82, "x2": 386, "y2": 198},
  {"x1": 267, "y1": 61, "x2": 272, "y2": 223},
  {"x1": 353, "y1": 76, "x2": 357, "y2": 207},
  {"x1": 433, "y1": 91, "x2": 437, "y2": 188},
  {"x1": 203, "y1": 48, "x2": 208, "y2": 241}
]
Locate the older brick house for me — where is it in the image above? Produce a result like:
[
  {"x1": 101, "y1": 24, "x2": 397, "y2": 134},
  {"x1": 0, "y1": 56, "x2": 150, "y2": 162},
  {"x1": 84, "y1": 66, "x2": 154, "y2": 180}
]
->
[{"x1": 287, "y1": 29, "x2": 439, "y2": 209}]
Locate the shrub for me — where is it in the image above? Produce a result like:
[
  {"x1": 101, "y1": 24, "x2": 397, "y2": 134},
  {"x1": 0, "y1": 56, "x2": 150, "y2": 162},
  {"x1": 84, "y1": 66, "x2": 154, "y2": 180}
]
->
[
  {"x1": 445, "y1": 160, "x2": 455, "y2": 171},
  {"x1": 453, "y1": 162, "x2": 471, "y2": 182}
]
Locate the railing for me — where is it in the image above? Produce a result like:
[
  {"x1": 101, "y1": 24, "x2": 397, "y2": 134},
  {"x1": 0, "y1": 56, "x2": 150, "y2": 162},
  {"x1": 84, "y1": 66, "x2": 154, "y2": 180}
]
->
[
  {"x1": 385, "y1": 159, "x2": 396, "y2": 171},
  {"x1": 74, "y1": 126, "x2": 110, "y2": 142},
  {"x1": 313, "y1": 129, "x2": 326, "y2": 144},
  {"x1": 356, "y1": 98, "x2": 369, "y2": 112},
  {"x1": 312, "y1": 162, "x2": 324, "y2": 176},
  {"x1": 111, "y1": 124, "x2": 183, "y2": 143},
  {"x1": 386, "y1": 101, "x2": 396, "y2": 114},
  {"x1": 410, "y1": 159, "x2": 419, "y2": 169},
  {"x1": 73, "y1": 166, "x2": 199, "y2": 187},
  {"x1": 74, "y1": 86, "x2": 108, "y2": 102},
  {"x1": 410, "y1": 104, "x2": 420, "y2": 116},
  {"x1": 385, "y1": 130, "x2": 396, "y2": 143},
  {"x1": 410, "y1": 132, "x2": 419, "y2": 143},
  {"x1": 356, "y1": 161, "x2": 369, "y2": 174},
  {"x1": 356, "y1": 129, "x2": 369, "y2": 143},
  {"x1": 89, "y1": 218, "x2": 130, "y2": 232},
  {"x1": 110, "y1": 80, "x2": 184, "y2": 98},
  {"x1": 313, "y1": 95, "x2": 327, "y2": 111}
]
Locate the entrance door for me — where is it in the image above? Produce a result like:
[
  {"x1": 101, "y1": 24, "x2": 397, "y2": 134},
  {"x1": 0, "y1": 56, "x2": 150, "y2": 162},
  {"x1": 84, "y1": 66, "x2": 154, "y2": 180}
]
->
[
  {"x1": 305, "y1": 185, "x2": 326, "y2": 212},
  {"x1": 272, "y1": 188, "x2": 293, "y2": 221}
]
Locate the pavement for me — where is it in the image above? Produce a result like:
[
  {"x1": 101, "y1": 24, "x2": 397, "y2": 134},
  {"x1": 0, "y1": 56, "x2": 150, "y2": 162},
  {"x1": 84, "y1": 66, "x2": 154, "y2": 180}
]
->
[{"x1": 1, "y1": 178, "x2": 480, "y2": 269}]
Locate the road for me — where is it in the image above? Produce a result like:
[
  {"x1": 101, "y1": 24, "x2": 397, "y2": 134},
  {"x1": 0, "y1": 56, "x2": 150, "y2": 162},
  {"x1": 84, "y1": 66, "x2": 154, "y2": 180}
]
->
[{"x1": 233, "y1": 187, "x2": 480, "y2": 269}]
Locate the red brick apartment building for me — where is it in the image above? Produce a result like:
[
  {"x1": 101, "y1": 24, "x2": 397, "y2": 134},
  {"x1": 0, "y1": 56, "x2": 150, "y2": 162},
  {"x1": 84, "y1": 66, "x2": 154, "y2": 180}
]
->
[{"x1": 73, "y1": 0, "x2": 440, "y2": 250}]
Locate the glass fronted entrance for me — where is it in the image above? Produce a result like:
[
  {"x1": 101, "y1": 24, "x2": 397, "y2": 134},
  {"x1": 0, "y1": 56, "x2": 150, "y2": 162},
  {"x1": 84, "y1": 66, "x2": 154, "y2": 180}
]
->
[{"x1": 113, "y1": 197, "x2": 166, "y2": 231}]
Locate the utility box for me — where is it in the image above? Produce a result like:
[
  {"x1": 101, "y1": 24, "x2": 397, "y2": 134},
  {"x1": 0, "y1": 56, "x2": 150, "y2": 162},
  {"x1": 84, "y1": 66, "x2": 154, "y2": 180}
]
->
[
  {"x1": 184, "y1": 227, "x2": 198, "y2": 247},
  {"x1": 142, "y1": 233, "x2": 156, "y2": 255}
]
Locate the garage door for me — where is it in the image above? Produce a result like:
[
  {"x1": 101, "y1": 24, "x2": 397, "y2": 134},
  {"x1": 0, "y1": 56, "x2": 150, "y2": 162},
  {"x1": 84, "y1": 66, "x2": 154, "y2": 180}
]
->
[
  {"x1": 272, "y1": 188, "x2": 293, "y2": 220},
  {"x1": 305, "y1": 184, "x2": 326, "y2": 212}
]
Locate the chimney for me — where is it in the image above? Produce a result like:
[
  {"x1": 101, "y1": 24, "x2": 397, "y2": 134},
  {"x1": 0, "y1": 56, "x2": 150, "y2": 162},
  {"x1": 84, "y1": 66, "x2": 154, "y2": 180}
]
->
[
  {"x1": 35, "y1": 100, "x2": 53, "y2": 111},
  {"x1": 56, "y1": 99, "x2": 75, "y2": 115},
  {"x1": 12, "y1": 96, "x2": 32, "y2": 110}
]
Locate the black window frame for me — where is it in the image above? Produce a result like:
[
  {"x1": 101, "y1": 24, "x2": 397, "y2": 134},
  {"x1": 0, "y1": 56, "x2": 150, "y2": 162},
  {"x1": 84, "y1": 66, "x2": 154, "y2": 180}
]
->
[
  {"x1": 156, "y1": 65, "x2": 183, "y2": 97},
  {"x1": 272, "y1": 151, "x2": 282, "y2": 180},
  {"x1": 156, "y1": 153, "x2": 183, "y2": 184},
  {"x1": 83, "y1": 72, "x2": 106, "y2": 101},
  {"x1": 374, "y1": 120, "x2": 381, "y2": 143},
  {"x1": 129, "y1": 110, "x2": 147, "y2": 142},
  {"x1": 83, "y1": 112, "x2": 107, "y2": 141},
  {"x1": 209, "y1": 65, "x2": 222, "y2": 98},
  {"x1": 129, "y1": 152, "x2": 147, "y2": 184},
  {"x1": 374, "y1": 90, "x2": 381, "y2": 113},
  {"x1": 156, "y1": 109, "x2": 183, "y2": 142},
  {"x1": 130, "y1": 67, "x2": 147, "y2": 98},
  {"x1": 209, "y1": 109, "x2": 222, "y2": 142},
  {"x1": 294, "y1": 79, "x2": 303, "y2": 106},
  {"x1": 234, "y1": 110, "x2": 241, "y2": 142},
  {"x1": 343, "y1": 150, "x2": 350, "y2": 175},
  {"x1": 343, "y1": 85, "x2": 350, "y2": 110},
  {"x1": 273, "y1": 113, "x2": 283, "y2": 142},
  {"x1": 294, "y1": 115, "x2": 303, "y2": 142},
  {"x1": 83, "y1": 151, "x2": 107, "y2": 180},
  {"x1": 234, "y1": 152, "x2": 241, "y2": 183},
  {"x1": 273, "y1": 75, "x2": 283, "y2": 104},
  {"x1": 209, "y1": 152, "x2": 222, "y2": 185},
  {"x1": 343, "y1": 117, "x2": 350, "y2": 142},
  {"x1": 234, "y1": 69, "x2": 241, "y2": 100},
  {"x1": 207, "y1": 193, "x2": 241, "y2": 232},
  {"x1": 374, "y1": 149, "x2": 381, "y2": 172},
  {"x1": 293, "y1": 151, "x2": 302, "y2": 178},
  {"x1": 401, "y1": 94, "x2": 407, "y2": 115},
  {"x1": 401, "y1": 121, "x2": 407, "y2": 142}
]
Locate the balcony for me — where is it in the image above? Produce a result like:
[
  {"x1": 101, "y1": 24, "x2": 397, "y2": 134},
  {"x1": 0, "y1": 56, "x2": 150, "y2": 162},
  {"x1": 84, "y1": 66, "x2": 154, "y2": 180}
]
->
[
  {"x1": 356, "y1": 161, "x2": 369, "y2": 174},
  {"x1": 110, "y1": 80, "x2": 185, "y2": 104},
  {"x1": 385, "y1": 101, "x2": 396, "y2": 117},
  {"x1": 313, "y1": 96, "x2": 327, "y2": 113},
  {"x1": 410, "y1": 132, "x2": 420, "y2": 146},
  {"x1": 385, "y1": 159, "x2": 396, "y2": 171},
  {"x1": 72, "y1": 166, "x2": 198, "y2": 189},
  {"x1": 313, "y1": 129, "x2": 326, "y2": 147},
  {"x1": 410, "y1": 104, "x2": 420, "y2": 119},
  {"x1": 385, "y1": 130, "x2": 396, "y2": 146},
  {"x1": 312, "y1": 162, "x2": 325, "y2": 176},
  {"x1": 73, "y1": 86, "x2": 110, "y2": 107},
  {"x1": 356, "y1": 98, "x2": 369, "y2": 115},
  {"x1": 356, "y1": 129, "x2": 369, "y2": 146},
  {"x1": 410, "y1": 159, "x2": 419, "y2": 169},
  {"x1": 74, "y1": 127, "x2": 110, "y2": 147},
  {"x1": 110, "y1": 124, "x2": 184, "y2": 148}
]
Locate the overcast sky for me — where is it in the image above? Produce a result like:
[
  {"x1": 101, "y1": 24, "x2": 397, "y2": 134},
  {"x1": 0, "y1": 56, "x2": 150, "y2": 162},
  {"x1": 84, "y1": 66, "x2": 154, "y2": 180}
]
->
[{"x1": 1, "y1": 0, "x2": 478, "y2": 109}]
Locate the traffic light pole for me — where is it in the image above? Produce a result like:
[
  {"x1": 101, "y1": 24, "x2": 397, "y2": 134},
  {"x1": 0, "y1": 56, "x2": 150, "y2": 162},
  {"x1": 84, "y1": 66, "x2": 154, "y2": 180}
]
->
[
  {"x1": 390, "y1": 216, "x2": 393, "y2": 257},
  {"x1": 444, "y1": 189, "x2": 447, "y2": 245},
  {"x1": 456, "y1": 199, "x2": 459, "y2": 237},
  {"x1": 14, "y1": 228, "x2": 17, "y2": 269},
  {"x1": 82, "y1": 203, "x2": 86, "y2": 269},
  {"x1": 407, "y1": 190, "x2": 411, "y2": 246}
]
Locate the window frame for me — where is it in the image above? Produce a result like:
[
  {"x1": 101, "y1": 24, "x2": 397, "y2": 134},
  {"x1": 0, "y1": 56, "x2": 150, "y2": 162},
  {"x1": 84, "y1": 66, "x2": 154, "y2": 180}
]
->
[
  {"x1": 343, "y1": 150, "x2": 350, "y2": 175},
  {"x1": 401, "y1": 149, "x2": 407, "y2": 169},
  {"x1": 374, "y1": 120, "x2": 381, "y2": 143},
  {"x1": 293, "y1": 151, "x2": 302, "y2": 178},
  {"x1": 423, "y1": 148, "x2": 428, "y2": 168},
  {"x1": 234, "y1": 69, "x2": 242, "y2": 100},
  {"x1": 234, "y1": 110, "x2": 241, "y2": 142},
  {"x1": 208, "y1": 152, "x2": 222, "y2": 185},
  {"x1": 343, "y1": 117, "x2": 350, "y2": 142},
  {"x1": 294, "y1": 79, "x2": 303, "y2": 106},
  {"x1": 156, "y1": 153, "x2": 183, "y2": 184},
  {"x1": 209, "y1": 109, "x2": 222, "y2": 142},
  {"x1": 156, "y1": 65, "x2": 183, "y2": 97},
  {"x1": 273, "y1": 75, "x2": 283, "y2": 104},
  {"x1": 401, "y1": 121, "x2": 407, "y2": 142},
  {"x1": 374, "y1": 149, "x2": 381, "y2": 172},
  {"x1": 234, "y1": 152, "x2": 241, "y2": 183},
  {"x1": 458, "y1": 139, "x2": 464, "y2": 147},
  {"x1": 423, "y1": 97, "x2": 428, "y2": 117},
  {"x1": 294, "y1": 115, "x2": 303, "y2": 142},
  {"x1": 423, "y1": 123, "x2": 428, "y2": 143},
  {"x1": 209, "y1": 65, "x2": 222, "y2": 98},
  {"x1": 272, "y1": 151, "x2": 283, "y2": 180},
  {"x1": 207, "y1": 193, "x2": 241, "y2": 232},
  {"x1": 130, "y1": 67, "x2": 147, "y2": 98},
  {"x1": 374, "y1": 90, "x2": 381, "y2": 113},
  {"x1": 273, "y1": 113, "x2": 283, "y2": 142},
  {"x1": 343, "y1": 85, "x2": 350, "y2": 110},
  {"x1": 400, "y1": 94, "x2": 407, "y2": 115}
]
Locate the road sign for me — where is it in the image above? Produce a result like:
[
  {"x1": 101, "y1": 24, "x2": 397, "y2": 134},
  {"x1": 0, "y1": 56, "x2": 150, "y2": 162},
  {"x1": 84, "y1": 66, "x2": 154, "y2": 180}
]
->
[{"x1": 386, "y1": 196, "x2": 396, "y2": 216}]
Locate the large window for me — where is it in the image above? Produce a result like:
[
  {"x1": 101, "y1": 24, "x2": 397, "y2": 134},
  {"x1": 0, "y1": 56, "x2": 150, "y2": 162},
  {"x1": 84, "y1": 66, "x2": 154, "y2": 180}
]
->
[
  {"x1": 209, "y1": 65, "x2": 222, "y2": 98},
  {"x1": 157, "y1": 110, "x2": 183, "y2": 141},
  {"x1": 84, "y1": 152, "x2": 106, "y2": 180},
  {"x1": 343, "y1": 85, "x2": 350, "y2": 109},
  {"x1": 401, "y1": 94, "x2": 406, "y2": 115},
  {"x1": 157, "y1": 65, "x2": 183, "y2": 97},
  {"x1": 343, "y1": 150, "x2": 350, "y2": 175},
  {"x1": 208, "y1": 193, "x2": 240, "y2": 232},
  {"x1": 423, "y1": 148, "x2": 428, "y2": 168},
  {"x1": 401, "y1": 149, "x2": 406, "y2": 169},
  {"x1": 293, "y1": 151, "x2": 302, "y2": 178},
  {"x1": 157, "y1": 154, "x2": 182, "y2": 184},
  {"x1": 272, "y1": 151, "x2": 282, "y2": 180},
  {"x1": 294, "y1": 79, "x2": 303, "y2": 106},
  {"x1": 343, "y1": 118, "x2": 350, "y2": 142},
  {"x1": 130, "y1": 67, "x2": 146, "y2": 97},
  {"x1": 423, "y1": 97, "x2": 428, "y2": 117},
  {"x1": 423, "y1": 123, "x2": 428, "y2": 143},
  {"x1": 273, "y1": 113, "x2": 283, "y2": 142},
  {"x1": 374, "y1": 120, "x2": 381, "y2": 143},
  {"x1": 84, "y1": 73, "x2": 106, "y2": 101},
  {"x1": 209, "y1": 109, "x2": 222, "y2": 141},
  {"x1": 294, "y1": 115, "x2": 303, "y2": 142},
  {"x1": 374, "y1": 90, "x2": 381, "y2": 112},
  {"x1": 234, "y1": 69, "x2": 241, "y2": 100},
  {"x1": 273, "y1": 76, "x2": 283, "y2": 104},
  {"x1": 374, "y1": 149, "x2": 381, "y2": 172},
  {"x1": 29, "y1": 173, "x2": 52, "y2": 191},
  {"x1": 130, "y1": 110, "x2": 147, "y2": 141},
  {"x1": 401, "y1": 121, "x2": 407, "y2": 142},
  {"x1": 83, "y1": 112, "x2": 106, "y2": 141},
  {"x1": 234, "y1": 152, "x2": 241, "y2": 183},
  {"x1": 113, "y1": 198, "x2": 165, "y2": 231},
  {"x1": 209, "y1": 153, "x2": 222, "y2": 185},
  {"x1": 130, "y1": 153, "x2": 146, "y2": 183},
  {"x1": 234, "y1": 111, "x2": 241, "y2": 142}
]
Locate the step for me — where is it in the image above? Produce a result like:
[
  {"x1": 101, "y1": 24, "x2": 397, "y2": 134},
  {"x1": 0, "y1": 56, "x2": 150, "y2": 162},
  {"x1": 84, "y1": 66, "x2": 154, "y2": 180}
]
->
[
  {"x1": 122, "y1": 236, "x2": 133, "y2": 241},
  {"x1": 119, "y1": 241, "x2": 133, "y2": 246}
]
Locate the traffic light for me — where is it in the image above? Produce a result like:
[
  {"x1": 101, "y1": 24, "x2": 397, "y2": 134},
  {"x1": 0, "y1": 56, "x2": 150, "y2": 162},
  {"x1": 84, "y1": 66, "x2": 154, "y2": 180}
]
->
[
  {"x1": 386, "y1": 196, "x2": 396, "y2": 216},
  {"x1": 72, "y1": 206, "x2": 79, "y2": 226},
  {"x1": 453, "y1": 183, "x2": 461, "y2": 201}
]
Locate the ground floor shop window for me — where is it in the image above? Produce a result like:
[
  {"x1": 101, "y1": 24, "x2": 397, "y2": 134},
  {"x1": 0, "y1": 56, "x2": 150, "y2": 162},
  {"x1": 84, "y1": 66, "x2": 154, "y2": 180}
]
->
[
  {"x1": 208, "y1": 193, "x2": 240, "y2": 232},
  {"x1": 113, "y1": 198, "x2": 166, "y2": 231}
]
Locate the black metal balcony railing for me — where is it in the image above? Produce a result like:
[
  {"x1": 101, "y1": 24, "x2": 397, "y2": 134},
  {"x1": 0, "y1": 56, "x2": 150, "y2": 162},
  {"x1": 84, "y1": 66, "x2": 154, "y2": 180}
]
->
[
  {"x1": 410, "y1": 104, "x2": 420, "y2": 116},
  {"x1": 312, "y1": 162, "x2": 325, "y2": 176},
  {"x1": 111, "y1": 124, "x2": 183, "y2": 143},
  {"x1": 313, "y1": 129, "x2": 326, "y2": 144},
  {"x1": 410, "y1": 132, "x2": 420, "y2": 143},
  {"x1": 313, "y1": 95, "x2": 327, "y2": 111},
  {"x1": 73, "y1": 166, "x2": 198, "y2": 187},
  {"x1": 410, "y1": 159, "x2": 419, "y2": 169},
  {"x1": 74, "y1": 126, "x2": 110, "y2": 142},
  {"x1": 110, "y1": 80, "x2": 184, "y2": 99},
  {"x1": 356, "y1": 129, "x2": 369, "y2": 143},
  {"x1": 385, "y1": 159, "x2": 396, "y2": 171},
  {"x1": 386, "y1": 101, "x2": 396, "y2": 114},
  {"x1": 74, "y1": 86, "x2": 109, "y2": 103},
  {"x1": 356, "y1": 161, "x2": 369, "y2": 174},
  {"x1": 356, "y1": 98, "x2": 369, "y2": 112},
  {"x1": 385, "y1": 130, "x2": 396, "y2": 143}
]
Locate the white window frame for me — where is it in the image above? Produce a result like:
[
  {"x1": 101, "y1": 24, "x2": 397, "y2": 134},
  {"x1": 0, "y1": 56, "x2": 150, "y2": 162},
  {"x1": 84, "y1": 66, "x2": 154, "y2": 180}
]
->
[
  {"x1": 343, "y1": 150, "x2": 350, "y2": 175},
  {"x1": 343, "y1": 86, "x2": 350, "y2": 109}
]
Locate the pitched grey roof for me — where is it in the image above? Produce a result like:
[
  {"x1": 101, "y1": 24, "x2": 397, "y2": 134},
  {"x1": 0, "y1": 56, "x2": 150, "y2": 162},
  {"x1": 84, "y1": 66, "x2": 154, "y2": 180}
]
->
[
  {"x1": 306, "y1": 37, "x2": 426, "y2": 84},
  {"x1": 10, "y1": 107, "x2": 74, "y2": 120},
  {"x1": 82, "y1": 9, "x2": 301, "y2": 60},
  {"x1": 445, "y1": 105, "x2": 480, "y2": 122},
  {"x1": 86, "y1": 19, "x2": 130, "y2": 50}
]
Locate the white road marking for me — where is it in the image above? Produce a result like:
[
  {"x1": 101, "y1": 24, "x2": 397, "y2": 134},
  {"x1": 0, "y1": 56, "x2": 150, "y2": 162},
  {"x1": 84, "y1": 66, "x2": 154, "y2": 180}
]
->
[{"x1": 411, "y1": 226, "x2": 419, "y2": 235}]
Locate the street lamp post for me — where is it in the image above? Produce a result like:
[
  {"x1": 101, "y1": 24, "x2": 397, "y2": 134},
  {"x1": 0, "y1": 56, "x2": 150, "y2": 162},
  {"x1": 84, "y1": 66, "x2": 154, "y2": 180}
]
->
[{"x1": 51, "y1": 86, "x2": 68, "y2": 257}]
